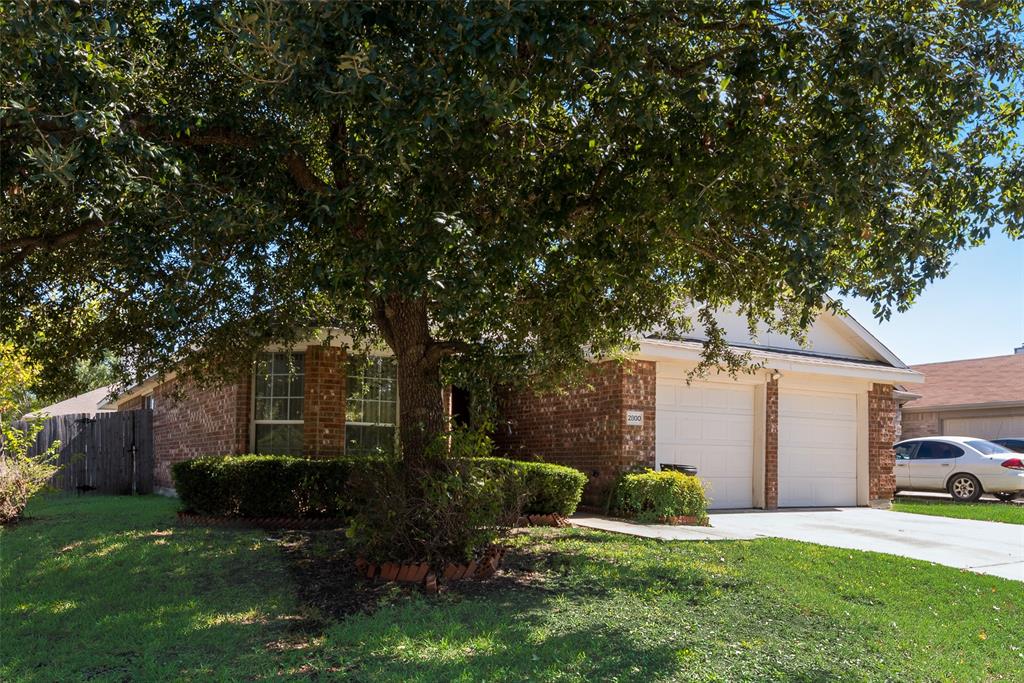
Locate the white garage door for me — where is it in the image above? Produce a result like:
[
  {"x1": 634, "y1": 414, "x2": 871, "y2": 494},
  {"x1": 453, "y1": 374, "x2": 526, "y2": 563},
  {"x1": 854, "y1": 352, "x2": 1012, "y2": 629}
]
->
[
  {"x1": 943, "y1": 416, "x2": 1024, "y2": 440},
  {"x1": 778, "y1": 390, "x2": 858, "y2": 507},
  {"x1": 656, "y1": 379, "x2": 754, "y2": 509}
]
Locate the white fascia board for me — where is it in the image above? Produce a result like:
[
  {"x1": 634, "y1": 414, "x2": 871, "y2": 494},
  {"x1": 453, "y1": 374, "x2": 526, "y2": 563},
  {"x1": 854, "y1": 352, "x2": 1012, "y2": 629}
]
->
[
  {"x1": 825, "y1": 295, "x2": 909, "y2": 369},
  {"x1": 901, "y1": 400, "x2": 1024, "y2": 413},
  {"x1": 99, "y1": 371, "x2": 177, "y2": 410},
  {"x1": 636, "y1": 339, "x2": 924, "y2": 384}
]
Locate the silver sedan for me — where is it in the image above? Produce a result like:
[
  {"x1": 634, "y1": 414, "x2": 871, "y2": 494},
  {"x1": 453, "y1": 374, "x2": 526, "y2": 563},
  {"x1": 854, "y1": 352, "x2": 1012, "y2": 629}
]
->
[{"x1": 894, "y1": 436, "x2": 1024, "y2": 502}]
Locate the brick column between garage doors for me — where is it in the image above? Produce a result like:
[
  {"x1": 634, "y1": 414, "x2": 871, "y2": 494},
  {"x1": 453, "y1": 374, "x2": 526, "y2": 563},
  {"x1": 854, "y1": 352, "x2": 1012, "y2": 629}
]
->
[
  {"x1": 764, "y1": 377, "x2": 779, "y2": 510},
  {"x1": 868, "y1": 382, "x2": 897, "y2": 505},
  {"x1": 303, "y1": 346, "x2": 347, "y2": 457}
]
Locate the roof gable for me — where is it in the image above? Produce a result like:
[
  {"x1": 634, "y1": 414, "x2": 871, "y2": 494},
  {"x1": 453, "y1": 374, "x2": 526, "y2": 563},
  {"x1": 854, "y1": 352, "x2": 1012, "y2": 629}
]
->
[{"x1": 670, "y1": 304, "x2": 907, "y2": 368}]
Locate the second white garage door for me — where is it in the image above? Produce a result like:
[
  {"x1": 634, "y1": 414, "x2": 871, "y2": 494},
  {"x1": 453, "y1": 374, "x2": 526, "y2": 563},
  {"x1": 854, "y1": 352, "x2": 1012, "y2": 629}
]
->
[
  {"x1": 778, "y1": 389, "x2": 858, "y2": 507},
  {"x1": 943, "y1": 415, "x2": 1024, "y2": 440},
  {"x1": 656, "y1": 379, "x2": 754, "y2": 509}
]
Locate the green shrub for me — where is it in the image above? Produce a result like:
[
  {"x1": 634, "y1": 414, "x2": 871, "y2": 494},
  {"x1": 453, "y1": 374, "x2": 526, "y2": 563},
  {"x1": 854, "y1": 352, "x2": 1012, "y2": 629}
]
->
[
  {"x1": 172, "y1": 456, "x2": 232, "y2": 515},
  {"x1": 610, "y1": 469, "x2": 709, "y2": 524},
  {"x1": 473, "y1": 457, "x2": 587, "y2": 517},
  {"x1": 347, "y1": 454, "x2": 508, "y2": 564},
  {"x1": 171, "y1": 455, "x2": 372, "y2": 518}
]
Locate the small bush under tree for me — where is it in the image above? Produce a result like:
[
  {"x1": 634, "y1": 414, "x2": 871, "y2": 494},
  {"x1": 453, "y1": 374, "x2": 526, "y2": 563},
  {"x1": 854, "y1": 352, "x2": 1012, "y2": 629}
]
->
[{"x1": 610, "y1": 469, "x2": 709, "y2": 524}]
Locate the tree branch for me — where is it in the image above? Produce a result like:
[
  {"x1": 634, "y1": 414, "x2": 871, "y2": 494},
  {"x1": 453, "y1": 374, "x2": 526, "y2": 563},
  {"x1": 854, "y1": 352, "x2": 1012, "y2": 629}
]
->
[
  {"x1": 328, "y1": 116, "x2": 349, "y2": 192},
  {"x1": 0, "y1": 219, "x2": 105, "y2": 269},
  {"x1": 424, "y1": 339, "x2": 473, "y2": 365},
  {"x1": 147, "y1": 124, "x2": 332, "y2": 194},
  {"x1": 284, "y1": 151, "x2": 332, "y2": 194},
  {"x1": 372, "y1": 297, "x2": 398, "y2": 350}
]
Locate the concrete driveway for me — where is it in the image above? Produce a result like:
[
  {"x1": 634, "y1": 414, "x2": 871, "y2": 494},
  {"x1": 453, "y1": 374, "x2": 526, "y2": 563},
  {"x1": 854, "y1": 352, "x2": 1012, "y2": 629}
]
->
[
  {"x1": 573, "y1": 508, "x2": 1024, "y2": 581},
  {"x1": 712, "y1": 508, "x2": 1024, "y2": 581}
]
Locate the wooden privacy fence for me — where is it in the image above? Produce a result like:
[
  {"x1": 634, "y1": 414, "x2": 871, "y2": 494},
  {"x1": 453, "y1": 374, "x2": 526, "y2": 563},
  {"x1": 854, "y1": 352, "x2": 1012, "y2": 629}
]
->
[{"x1": 17, "y1": 410, "x2": 154, "y2": 495}]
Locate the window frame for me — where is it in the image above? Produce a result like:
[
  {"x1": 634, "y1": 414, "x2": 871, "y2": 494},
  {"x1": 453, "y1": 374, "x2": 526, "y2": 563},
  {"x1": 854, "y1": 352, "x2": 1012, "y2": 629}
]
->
[
  {"x1": 249, "y1": 351, "x2": 306, "y2": 455},
  {"x1": 344, "y1": 354, "x2": 399, "y2": 456},
  {"x1": 913, "y1": 440, "x2": 965, "y2": 460},
  {"x1": 894, "y1": 442, "x2": 917, "y2": 461}
]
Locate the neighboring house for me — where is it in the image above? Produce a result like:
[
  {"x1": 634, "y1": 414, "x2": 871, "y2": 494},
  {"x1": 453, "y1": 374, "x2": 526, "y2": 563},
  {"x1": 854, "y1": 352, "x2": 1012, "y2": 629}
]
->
[
  {"x1": 23, "y1": 385, "x2": 116, "y2": 419},
  {"x1": 106, "y1": 309, "x2": 921, "y2": 510},
  {"x1": 900, "y1": 348, "x2": 1024, "y2": 441}
]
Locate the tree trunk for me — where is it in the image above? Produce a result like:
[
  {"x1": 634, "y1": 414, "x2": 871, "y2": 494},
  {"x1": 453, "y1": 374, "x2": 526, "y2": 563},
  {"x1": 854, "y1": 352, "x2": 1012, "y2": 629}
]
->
[{"x1": 375, "y1": 294, "x2": 446, "y2": 467}]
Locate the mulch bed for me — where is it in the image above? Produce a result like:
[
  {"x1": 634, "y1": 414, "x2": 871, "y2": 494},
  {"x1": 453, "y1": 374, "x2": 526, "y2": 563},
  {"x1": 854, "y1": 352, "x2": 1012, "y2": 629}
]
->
[{"x1": 275, "y1": 529, "x2": 555, "y2": 621}]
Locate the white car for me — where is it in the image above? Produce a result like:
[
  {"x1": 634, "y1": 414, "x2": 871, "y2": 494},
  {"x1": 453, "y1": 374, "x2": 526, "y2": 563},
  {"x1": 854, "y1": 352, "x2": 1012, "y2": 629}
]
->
[{"x1": 894, "y1": 436, "x2": 1024, "y2": 502}]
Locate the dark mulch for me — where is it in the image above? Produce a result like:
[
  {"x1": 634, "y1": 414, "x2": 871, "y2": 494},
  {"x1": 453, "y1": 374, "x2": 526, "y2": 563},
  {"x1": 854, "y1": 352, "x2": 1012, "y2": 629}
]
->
[{"x1": 274, "y1": 529, "x2": 558, "y2": 622}]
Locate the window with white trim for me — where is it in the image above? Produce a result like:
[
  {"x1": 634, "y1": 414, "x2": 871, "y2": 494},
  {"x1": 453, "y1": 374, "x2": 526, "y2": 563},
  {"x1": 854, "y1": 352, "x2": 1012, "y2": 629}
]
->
[
  {"x1": 253, "y1": 352, "x2": 305, "y2": 455},
  {"x1": 345, "y1": 356, "x2": 397, "y2": 455}
]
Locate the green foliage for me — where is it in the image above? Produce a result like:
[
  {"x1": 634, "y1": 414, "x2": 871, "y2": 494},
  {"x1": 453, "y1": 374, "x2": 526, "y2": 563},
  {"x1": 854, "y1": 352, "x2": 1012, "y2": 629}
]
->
[
  {"x1": 475, "y1": 457, "x2": 588, "y2": 517},
  {"x1": 610, "y1": 469, "x2": 709, "y2": 524},
  {"x1": 4, "y1": 0, "x2": 1023, "y2": 415},
  {"x1": 171, "y1": 455, "x2": 368, "y2": 518},
  {"x1": 0, "y1": 342, "x2": 60, "y2": 523},
  {"x1": 346, "y1": 456, "x2": 507, "y2": 564}
]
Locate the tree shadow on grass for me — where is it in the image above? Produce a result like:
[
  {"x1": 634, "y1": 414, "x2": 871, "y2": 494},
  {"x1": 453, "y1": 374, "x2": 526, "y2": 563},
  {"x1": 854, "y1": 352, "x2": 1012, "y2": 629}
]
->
[{"x1": 2, "y1": 496, "x2": 308, "y2": 681}]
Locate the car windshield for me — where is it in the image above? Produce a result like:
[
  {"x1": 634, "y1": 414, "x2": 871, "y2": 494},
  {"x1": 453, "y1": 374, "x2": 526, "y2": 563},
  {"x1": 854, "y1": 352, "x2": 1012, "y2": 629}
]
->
[{"x1": 967, "y1": 439, "x2": 1013, "y2": 455}]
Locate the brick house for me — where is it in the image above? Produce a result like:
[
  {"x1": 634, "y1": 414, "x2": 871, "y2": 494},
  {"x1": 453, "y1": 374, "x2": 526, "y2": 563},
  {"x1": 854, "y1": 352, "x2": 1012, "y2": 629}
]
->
[
  {"x1": 900, "y1": 349, "x2": 1024, "y2": 441},
  {"x1": 105, "y1": 309, "x2": 921, "y2": 509}
]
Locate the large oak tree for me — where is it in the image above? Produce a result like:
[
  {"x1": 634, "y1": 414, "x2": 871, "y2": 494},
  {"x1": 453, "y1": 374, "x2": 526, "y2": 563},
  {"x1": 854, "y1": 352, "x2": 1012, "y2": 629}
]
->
[{"x1": 3, "y1": 0, "x2": 1022, "y2": 463}]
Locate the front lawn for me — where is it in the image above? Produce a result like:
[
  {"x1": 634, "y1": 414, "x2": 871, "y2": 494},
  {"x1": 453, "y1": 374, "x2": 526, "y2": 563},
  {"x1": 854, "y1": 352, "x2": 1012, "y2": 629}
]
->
[
  {"x1": 3, "y1": 495, "x2": 1022, "y2": 681},
  {"x1": 893, "y1": 499, "x2": 1024, "y2": 525}
]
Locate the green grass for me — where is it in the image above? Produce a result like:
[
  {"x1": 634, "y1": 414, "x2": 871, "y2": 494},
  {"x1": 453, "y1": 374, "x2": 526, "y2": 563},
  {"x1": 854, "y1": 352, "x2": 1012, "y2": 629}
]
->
[
  {"x1": 2, "y1": 495, "x2": 1022, "y2": 682},
  {"x1": 893, "y1": 498, "x2": 1024, "y2": 525}
]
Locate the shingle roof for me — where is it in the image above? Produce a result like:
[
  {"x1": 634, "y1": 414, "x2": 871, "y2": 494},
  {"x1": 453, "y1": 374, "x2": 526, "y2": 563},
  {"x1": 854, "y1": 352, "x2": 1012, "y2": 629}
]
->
[
  {"x1": 905, "y1": 354, "x2": 1024, "y2": 410},
  {"x1": 22, "y1": 385, "x2": 116, "y2": 419}
]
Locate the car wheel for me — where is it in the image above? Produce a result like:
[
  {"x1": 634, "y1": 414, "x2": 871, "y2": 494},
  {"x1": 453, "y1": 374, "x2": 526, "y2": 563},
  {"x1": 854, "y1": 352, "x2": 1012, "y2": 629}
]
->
[
  {"x1": 948, "y1": 474, "x2": 982, "y2": 502},
  {"x1": 994, "y1": 492, "x2": 1018, "y2": 502}
]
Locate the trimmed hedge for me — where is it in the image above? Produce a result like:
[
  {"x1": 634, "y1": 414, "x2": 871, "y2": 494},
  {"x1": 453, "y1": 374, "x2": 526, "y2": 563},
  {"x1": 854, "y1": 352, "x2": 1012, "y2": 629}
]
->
[
  {"x1": 172, "y1": 455, "x2": 376, "y2": 518},
  {"x1": 474, "y1": 457, "x2": 588, "y2": 516},
  {"x1": 173, "y1": 454, "x2": 587, "y2": 520},
  {"x1": 609, "y1": 469, "x2": 709, "y2": 524}
]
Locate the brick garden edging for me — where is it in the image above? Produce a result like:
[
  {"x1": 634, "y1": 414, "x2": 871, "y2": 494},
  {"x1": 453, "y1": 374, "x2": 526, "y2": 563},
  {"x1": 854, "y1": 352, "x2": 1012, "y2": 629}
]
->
[
  {"x1": 658, "y1": 514, "x2": 708, "y2": 526},
  {"x1": 176, "y1": 511, "x2": 346, "y2": 530},
  {"x1": 355, "y1": 545, "x2": 506, "y2": 594},
  {"x1": 518, "y1": 513, "x2": 570, "y2": 527}
]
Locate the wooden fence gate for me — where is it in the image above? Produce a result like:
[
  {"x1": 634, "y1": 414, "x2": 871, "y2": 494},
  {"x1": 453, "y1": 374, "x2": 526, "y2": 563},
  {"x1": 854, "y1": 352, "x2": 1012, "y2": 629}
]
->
[{"x1": 18, "y1": 410, "x2": 154, "y2": 494}]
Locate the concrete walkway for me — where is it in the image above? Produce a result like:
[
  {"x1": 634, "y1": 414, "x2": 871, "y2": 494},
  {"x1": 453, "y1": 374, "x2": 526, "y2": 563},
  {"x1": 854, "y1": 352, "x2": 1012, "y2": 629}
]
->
[
  {"x1": 573, "y1": 508, "x2": 1024, "y2": 581},
  {"x1": 571, "y1": 515, "x2": 759, "y2": 541}
]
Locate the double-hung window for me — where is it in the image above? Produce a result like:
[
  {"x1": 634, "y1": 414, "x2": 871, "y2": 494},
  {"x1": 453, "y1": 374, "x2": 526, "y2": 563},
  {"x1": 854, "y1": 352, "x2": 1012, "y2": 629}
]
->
[
  {"x1": 253, "y1": 352, "x2": 305, "y2": 455},
  {"x1": 345, "y1": 356, "x2": 397, "y2": 455}
]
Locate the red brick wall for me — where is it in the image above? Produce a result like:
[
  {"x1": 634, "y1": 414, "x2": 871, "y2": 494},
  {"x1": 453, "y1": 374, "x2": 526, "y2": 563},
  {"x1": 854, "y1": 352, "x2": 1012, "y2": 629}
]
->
[
  {"x1": 764, "y1": 378, "x2": 779, "y2": 509},
  {"x1": 303, "y1": 346, "x2": 347, "y2": 457},
  {"x1": 120, "y1": 396, "x2": 145, "y2": 411},
  {"x1": 126, "y1": 375, "x2": 251, "y2": 489},
  {"x1": 868, "y1": 382, "x2": 897, "y2": 503},
  {"x1": 493, "y1": 360, "x2": 656, "y2": 506}
]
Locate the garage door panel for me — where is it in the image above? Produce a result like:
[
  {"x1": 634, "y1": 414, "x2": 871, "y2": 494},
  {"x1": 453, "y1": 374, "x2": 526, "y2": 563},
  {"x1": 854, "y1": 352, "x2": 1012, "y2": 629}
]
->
[
  {"x1": 779, "y1": 389, "x2": 857, "y2": 507},
  {"x1": 780, "y1": 446, "x2": 857, "y2": 477},
  {"x1": 657, "y1": 380, "x2": 754, "y2": 509},
  {"x1": 781, "y1": 417, "x2": 856, "y2": 449},
  {"x1": 943, "y1": 416, "x2": 1024, "y2": 440},
  {"x1": 780, "y1": 393, "x2": 856, "y2": 421}
]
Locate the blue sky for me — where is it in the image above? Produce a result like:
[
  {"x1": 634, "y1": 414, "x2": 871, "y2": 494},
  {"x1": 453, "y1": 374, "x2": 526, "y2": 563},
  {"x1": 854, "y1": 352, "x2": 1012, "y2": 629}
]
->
[{"x1": 839, "y1": 231, "x2": 1024, "y2": 366}]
